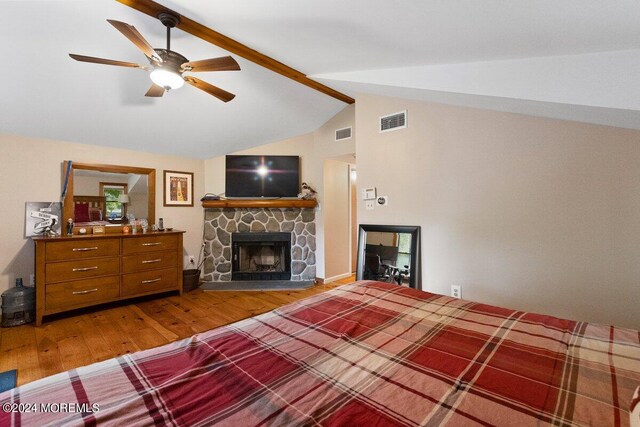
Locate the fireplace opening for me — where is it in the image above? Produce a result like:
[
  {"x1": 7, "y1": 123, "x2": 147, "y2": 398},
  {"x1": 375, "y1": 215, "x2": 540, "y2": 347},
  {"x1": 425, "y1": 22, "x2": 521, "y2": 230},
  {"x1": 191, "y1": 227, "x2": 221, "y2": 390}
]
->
[{"x1": 232, "y1": 232, "x2": 291, "y2": 281}]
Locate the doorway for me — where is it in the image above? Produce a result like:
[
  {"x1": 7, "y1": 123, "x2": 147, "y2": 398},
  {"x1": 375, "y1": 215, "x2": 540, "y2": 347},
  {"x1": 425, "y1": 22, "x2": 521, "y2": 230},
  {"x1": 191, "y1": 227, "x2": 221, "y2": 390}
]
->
[{"x1": 322, "y1": 154, "x2": 356, "y2": 281}]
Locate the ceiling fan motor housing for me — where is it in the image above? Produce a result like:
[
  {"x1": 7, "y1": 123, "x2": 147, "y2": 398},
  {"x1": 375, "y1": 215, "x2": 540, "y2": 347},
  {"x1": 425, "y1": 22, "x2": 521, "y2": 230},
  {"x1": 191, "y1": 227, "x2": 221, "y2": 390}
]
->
[{"x1": 152, "y1": 49, "x2": 188, "y2": 70}]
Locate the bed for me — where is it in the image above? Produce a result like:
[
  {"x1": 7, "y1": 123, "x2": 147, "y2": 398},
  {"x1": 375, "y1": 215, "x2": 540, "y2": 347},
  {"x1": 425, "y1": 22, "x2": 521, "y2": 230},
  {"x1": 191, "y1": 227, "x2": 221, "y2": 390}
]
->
[
  {"x1": 73, "y1": 195, "x2": 110, "y2": 226},
  {"x1": 1, "y1": 280, "x2": 639, "y2": 426}
]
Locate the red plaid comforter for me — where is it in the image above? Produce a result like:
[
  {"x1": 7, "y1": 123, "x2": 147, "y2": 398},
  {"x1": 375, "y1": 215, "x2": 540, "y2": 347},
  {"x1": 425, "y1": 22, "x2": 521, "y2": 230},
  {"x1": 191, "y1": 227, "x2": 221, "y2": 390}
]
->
[{"x1": 1, "y1": 280, "x2": 639, "y2": 426}]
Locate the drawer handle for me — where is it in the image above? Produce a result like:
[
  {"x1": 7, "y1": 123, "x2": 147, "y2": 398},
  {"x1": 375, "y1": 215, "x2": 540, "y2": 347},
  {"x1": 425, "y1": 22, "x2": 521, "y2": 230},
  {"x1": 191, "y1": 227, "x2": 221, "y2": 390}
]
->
[
  {"x1": 141, "y1": 278, "x2": 161, "y2": 284},
  {"x1": 72, "y1": 247, "x2": 99, "y2": 252},
  {"x1": 72, "y1": 288, "x2": 98, "y2": 295},
  {"x1": 142, "y1": 259, "x2": 162, "y2": 264},
  {"x1": 72, "y1": 266, "x2": 98, "y2": 272},
  {"x1": 142, "y1": 242, "x2": 161, "y2": 246}
]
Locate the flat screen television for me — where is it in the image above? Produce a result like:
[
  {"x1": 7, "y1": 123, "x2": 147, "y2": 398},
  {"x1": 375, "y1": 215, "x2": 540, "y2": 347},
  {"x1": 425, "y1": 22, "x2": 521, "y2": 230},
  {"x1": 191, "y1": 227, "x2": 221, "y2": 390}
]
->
[{"x1": 225, "y1": 155, "x2": 300, "y2": 198}]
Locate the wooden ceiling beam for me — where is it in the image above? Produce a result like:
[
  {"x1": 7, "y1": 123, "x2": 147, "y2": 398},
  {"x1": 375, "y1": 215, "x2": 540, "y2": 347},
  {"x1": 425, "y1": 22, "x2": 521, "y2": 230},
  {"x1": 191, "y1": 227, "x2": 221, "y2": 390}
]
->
[{"x1": 115, "y1": 0, "x2": 355, "y2": 104}]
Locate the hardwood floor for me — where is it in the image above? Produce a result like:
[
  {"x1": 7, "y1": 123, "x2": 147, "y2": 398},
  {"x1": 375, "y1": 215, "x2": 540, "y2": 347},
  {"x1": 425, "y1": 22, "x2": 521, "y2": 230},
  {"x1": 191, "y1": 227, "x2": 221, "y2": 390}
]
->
[{"x1": 0, "y1": 276, "x2": 354, "y2": 387}]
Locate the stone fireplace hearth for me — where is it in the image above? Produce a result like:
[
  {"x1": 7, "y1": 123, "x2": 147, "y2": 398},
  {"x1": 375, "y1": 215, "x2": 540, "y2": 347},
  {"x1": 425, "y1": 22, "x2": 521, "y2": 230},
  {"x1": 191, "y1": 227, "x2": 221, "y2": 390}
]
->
[{"x1": 203, "y1": 207, "x2": 316, "y2": 282}]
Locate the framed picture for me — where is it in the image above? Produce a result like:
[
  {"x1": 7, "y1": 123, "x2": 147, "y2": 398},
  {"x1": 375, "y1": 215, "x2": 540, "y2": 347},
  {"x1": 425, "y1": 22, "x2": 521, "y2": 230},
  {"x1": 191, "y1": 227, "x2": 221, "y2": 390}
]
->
[
  {"x1": 164, "y1": 170, "x2": 194, "y2": 207},
  {"x1": 25, "y1": 202, "x2": 62, "y2": 237}
]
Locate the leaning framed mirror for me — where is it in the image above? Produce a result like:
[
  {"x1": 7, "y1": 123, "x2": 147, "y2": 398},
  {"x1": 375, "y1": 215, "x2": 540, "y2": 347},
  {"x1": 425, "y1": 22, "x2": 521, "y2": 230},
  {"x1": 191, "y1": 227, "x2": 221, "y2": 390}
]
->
[{"x1": 356, "y1": 224, "x2": 421, "y2": 289}]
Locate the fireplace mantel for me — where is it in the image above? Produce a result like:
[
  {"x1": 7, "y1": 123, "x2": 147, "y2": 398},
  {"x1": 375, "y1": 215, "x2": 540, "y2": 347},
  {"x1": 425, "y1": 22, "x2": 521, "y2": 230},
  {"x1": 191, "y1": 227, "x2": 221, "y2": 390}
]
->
[{"x1": 202, "y1": 198, "x2": 317, "y2": 209}]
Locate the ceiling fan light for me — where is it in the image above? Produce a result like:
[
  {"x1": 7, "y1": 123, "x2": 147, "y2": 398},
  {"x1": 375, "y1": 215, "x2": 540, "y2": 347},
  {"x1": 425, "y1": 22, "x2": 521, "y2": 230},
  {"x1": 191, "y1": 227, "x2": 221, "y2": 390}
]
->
[{"x1": 150, "y1": 68, "x2": 184, "y2": 90}]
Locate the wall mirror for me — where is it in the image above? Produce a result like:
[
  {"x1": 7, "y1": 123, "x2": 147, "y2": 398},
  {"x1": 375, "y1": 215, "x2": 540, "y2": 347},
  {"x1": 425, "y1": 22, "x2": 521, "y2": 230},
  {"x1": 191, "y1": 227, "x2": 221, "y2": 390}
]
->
[
  {"x1": 356, "y1": 224, "x2": 421, "y2": 289},
  {"x1": 62, "y1": 162, "x2": 156, "y2": 235}
]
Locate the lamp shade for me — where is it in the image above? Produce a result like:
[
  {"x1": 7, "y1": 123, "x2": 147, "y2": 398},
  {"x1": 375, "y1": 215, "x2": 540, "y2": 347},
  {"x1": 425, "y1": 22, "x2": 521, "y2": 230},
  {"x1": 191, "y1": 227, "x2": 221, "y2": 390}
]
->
[
  {"x1": 150, "y1": 69, "x2": 184, "y2": 90},
  {"x1": 118, "y1": 194, "x2": 130, "y2": 203}
]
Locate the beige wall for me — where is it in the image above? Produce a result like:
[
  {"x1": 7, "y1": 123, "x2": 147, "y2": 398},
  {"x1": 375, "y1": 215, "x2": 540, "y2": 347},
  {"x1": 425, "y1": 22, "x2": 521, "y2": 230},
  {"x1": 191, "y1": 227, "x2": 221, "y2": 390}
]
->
[
  {"x1": 356, "y1": 93, "x2": 640, "y2": 328},
  {"x1": 205, "y1": 104, "x2": 356, "y2": 280},
  {"x1": 0, "y1": 133, "x2": 205, "y2": 294}
]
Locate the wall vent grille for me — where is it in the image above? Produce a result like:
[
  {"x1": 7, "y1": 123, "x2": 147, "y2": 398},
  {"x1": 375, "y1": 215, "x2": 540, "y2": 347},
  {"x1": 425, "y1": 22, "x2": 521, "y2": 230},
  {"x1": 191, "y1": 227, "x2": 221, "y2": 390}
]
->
[
  {"x1": 335, "y1": 126, "x2": 352, "y2": 141},
  {"x1": 380, "y1": 110, "x2": 407, "y2": 132}
]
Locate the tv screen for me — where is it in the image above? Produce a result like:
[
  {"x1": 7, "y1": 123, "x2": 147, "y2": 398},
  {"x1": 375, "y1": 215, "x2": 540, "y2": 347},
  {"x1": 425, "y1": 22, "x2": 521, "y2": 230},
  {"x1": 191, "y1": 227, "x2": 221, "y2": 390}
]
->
[{"x1": 225, "y1": 155, "x2": 300, "y2": 198}]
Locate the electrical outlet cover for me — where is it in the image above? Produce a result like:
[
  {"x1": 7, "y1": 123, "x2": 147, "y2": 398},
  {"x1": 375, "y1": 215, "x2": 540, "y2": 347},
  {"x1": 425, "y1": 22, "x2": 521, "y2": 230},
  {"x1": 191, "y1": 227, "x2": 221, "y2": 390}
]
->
[
  {"x1": 451, "y1": 285, "x2": 461, "y2": 299},
  {"x1": 365, "y1": 200, "x2": 375, "y2": 210}
]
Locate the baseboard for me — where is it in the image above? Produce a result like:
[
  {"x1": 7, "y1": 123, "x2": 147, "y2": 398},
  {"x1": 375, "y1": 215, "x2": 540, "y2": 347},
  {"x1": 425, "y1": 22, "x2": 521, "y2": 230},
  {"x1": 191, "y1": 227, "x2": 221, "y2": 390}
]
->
[{"x1": 316, "y1": 272, "x2": 354, "y2": 284}]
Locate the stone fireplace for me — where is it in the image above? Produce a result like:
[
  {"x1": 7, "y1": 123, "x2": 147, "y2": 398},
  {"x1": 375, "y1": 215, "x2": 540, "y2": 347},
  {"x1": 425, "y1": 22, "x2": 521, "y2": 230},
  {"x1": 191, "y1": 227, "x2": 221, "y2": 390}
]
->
[{"x1": 203, "y1": 207, "x2": 316, "y2": 282}]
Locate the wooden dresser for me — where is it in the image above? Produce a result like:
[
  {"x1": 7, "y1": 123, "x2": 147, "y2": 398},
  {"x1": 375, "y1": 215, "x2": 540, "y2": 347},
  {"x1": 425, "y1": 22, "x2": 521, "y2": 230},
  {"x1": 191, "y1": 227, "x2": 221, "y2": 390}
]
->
[{"x1": 34, "y1": 231, "x2": 184, "y2": 325}]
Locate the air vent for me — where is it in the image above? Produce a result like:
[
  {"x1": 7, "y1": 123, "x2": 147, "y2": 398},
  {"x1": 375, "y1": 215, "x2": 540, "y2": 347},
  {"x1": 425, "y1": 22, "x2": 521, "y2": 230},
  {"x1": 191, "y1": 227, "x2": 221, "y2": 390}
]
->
[
  {"x1": 335, "y1": 126, "x2": 352, "y2": 141},
  {"x1": 379, "y1": 110, "x2": 407, "y2": 133}
]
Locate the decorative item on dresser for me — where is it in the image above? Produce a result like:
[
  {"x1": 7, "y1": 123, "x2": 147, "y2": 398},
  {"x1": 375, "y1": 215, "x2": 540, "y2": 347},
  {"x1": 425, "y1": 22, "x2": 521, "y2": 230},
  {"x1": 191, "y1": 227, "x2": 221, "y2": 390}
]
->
[{"x1": 33, "y1": 230, "x2": 184, "y2": 326}]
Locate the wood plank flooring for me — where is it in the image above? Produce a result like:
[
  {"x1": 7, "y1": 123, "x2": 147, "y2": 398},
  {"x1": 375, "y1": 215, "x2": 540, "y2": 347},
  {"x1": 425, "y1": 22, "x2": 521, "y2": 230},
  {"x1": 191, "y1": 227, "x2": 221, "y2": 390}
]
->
[{"x1": 0, "y1": 277, "x2": 353, "y2": 387}]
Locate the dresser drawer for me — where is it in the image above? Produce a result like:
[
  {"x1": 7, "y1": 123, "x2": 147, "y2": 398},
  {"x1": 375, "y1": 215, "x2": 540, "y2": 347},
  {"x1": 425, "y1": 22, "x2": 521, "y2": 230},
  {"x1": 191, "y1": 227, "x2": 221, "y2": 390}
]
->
[
  {"x1": 45, "y1": 276, "x2": 120, "y2": 312},
  {"x1": 45, "y1": 257, "x2": 120, "y2": 283},
  {"x1": 45, "y1": 238, "x2": 120, "y2": 261},
  {"x1": 122, "y1": 235, "x2": 177, "y2": 255},
  {"x1": 121, "y1": 268, "x2": 178, "y2": 297},
  {"x1": 122, "y1": 251, "x2": 178, "y2": 274}
]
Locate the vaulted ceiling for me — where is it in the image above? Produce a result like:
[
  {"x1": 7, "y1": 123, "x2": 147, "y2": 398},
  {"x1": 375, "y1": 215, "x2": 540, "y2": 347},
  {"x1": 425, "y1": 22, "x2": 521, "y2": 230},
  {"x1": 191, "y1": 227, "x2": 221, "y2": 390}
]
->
[{"x1": 2, "y1": 1, "x2": 639, "y2": 159}]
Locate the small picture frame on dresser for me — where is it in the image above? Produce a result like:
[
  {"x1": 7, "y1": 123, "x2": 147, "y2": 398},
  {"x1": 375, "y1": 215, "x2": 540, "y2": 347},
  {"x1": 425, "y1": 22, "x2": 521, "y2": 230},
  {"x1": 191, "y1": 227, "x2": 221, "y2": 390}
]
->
[{"x1": 92, "y1": 226, "x2": 105, "y2": 234}]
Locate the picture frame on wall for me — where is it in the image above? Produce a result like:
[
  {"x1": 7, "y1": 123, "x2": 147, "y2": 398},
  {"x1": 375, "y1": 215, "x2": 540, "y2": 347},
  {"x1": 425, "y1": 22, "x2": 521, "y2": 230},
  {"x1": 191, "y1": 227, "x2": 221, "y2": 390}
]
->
[{"x1": 163, "y1": 170, "x2": 194, "y2": 207}]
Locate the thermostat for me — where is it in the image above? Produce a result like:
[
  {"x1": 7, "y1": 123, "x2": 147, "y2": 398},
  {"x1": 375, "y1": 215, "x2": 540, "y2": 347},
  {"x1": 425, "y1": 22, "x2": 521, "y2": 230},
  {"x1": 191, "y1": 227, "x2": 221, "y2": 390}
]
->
[{"x1": 362, "y1": 187, "x2": 376, "y2": 200}]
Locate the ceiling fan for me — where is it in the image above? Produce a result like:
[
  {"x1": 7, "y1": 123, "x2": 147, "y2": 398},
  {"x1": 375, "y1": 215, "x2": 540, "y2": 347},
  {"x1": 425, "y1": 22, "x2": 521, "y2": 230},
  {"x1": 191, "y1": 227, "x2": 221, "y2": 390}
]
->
[{"x1": 69, "y1": 12, "x2": 240, "y2": 102}]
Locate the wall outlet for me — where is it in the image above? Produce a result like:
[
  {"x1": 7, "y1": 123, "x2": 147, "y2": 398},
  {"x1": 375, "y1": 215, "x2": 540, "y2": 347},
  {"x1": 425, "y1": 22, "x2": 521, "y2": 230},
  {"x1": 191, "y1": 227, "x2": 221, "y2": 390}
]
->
[
  {"x1": 451, "y1": 285, "x2": 461, "y2": 299},
  {"x1": 188, "y1": 256, "x2": 195, "y2": 265},
  {"x1": 376, "y1": 196, "x2": 388, "y2": 206},
  {"x1": 365, "y1": 200, "x2": 375, "y2": 210}
]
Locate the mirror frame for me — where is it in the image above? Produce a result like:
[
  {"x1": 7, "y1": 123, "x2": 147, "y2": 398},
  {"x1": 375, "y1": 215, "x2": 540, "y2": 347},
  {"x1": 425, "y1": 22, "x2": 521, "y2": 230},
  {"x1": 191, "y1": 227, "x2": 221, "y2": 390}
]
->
[
  {"x1": 62, "y1": 161, "x2": 156, "y2": 236},
  {"x1": 356, "y1": 224, "x2": 421, "y2": 289}
]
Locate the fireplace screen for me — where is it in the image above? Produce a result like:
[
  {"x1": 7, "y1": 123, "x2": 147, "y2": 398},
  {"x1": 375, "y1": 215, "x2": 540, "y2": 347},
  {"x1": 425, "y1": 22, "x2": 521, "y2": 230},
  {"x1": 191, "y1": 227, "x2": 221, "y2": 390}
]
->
[
  {"x1": 232, "y1": 232, "x2": 291, "y2": 280},
  {"x1": 238, "y1": 244, "x2": 285, "y2": 272}
]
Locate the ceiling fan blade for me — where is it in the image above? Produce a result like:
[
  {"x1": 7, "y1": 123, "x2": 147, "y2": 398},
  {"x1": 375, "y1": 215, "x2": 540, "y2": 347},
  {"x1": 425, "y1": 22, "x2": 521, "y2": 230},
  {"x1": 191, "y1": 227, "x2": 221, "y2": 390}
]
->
[
  {"x1": 69, "y1": 53, "x2": 148, "y2": 69},
  {"x1": 184, "y1": 76, "x2": 235, "y2": 102},
  {"x1": 182, "y1": 56, "x2": 240, "y2": 72},
  {"x1": 107, "y1": 19, "x2": 161, "y2": 62},
  {"x1": 145, "y1": 83, "x2": 165, "y2": 97}
]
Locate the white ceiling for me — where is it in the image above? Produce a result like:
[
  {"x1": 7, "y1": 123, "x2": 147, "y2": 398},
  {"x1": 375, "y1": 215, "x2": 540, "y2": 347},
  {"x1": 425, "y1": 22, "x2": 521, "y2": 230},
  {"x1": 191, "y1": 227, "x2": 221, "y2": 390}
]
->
[{"x1": 2, "y1": 0, "x2": 640, "y2": 159}]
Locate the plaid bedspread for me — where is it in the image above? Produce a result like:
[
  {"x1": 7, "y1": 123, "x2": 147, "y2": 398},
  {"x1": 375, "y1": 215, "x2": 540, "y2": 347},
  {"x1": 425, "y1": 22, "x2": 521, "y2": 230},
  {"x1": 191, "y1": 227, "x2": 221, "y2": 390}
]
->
[{"x1": 1, "y1": 280, "x2": 639, "y2": 426}]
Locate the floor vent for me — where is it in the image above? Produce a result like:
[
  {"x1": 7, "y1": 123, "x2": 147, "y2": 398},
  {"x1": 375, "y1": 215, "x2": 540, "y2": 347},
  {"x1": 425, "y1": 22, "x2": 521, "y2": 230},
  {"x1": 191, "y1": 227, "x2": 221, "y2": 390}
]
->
[
  {"x1": 380, "y1": 110, "x2": 407, "y2": 133},
  {"x1": 335, "y1": 126, "x2": 352, "y2": 141}
]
